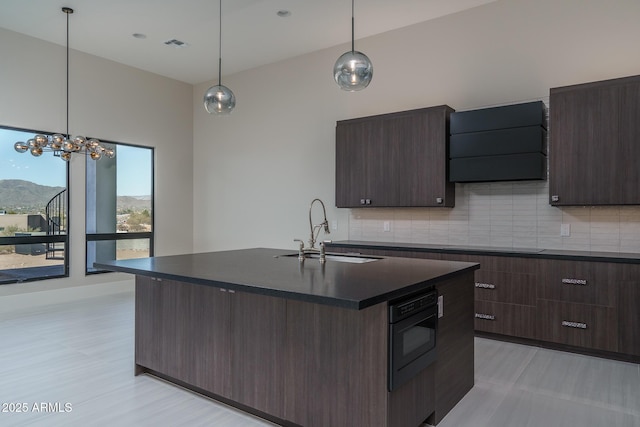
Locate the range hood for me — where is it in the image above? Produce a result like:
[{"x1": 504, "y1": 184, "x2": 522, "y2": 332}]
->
[{"x1": 449, "y1": 101, "x2": 547, "y2": 183}]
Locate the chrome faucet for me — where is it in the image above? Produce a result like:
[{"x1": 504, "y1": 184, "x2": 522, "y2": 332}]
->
[
  {"x1": 293, "y1": 198, "x2": 331, "y2": 263},
  {"x1": 308, "y1": 198, "x2": 330, "y2": 250}
]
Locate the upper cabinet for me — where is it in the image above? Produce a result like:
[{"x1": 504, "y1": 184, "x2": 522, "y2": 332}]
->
[
  {"x1": 549, "y1": 75, "x2": 640, "y2": 206},
  {"x1": 335, "y1": 105, "x2": 455, "y2": 208}
]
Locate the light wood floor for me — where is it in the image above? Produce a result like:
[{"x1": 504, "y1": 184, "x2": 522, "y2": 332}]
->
[{"x1": 0, "y1": 290, "x2": 638, "y2": 426}]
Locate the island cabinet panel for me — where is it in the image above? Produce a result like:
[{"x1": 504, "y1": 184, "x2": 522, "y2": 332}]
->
[
  {"x1": 135, "y1": 277, "x2": 232, "y2": 396},
  {"x1": 283, "y1": 301, "x2": 389, "y2": 427},
  {"x1": 549, "y1": 75, "x2": 640, "y2": 205},
  {"x1": 231, "y1": 291, "x2": 286, "y2": 418},
  {"x1": 336, "y1": 105, "x2": 454, "y2": 208},
  {"x1": 619, "y1": 265, "x2": 640, "y2": 356},
  {"x1": 428, "y1": 271, "x2": 475, "y2": 425}
]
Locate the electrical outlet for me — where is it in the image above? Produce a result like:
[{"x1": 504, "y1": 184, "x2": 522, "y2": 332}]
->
[
  {"x1": 560, "y1": 223, "x2": 570, "y2": 237},
  {"x1": 383, "y1": 221, "x2": 391, "y2": 232},
  {"x1": 331, "y1": 220, "x2": 338, "y2": 230}
]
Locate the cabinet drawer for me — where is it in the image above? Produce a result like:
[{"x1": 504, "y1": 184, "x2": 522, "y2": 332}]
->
[
  {"x1": 537, "y1": 300, "x2": 618, "y2": 352},
  {"x1": 474, "y1": 301, "x2": 536, "y2": 339},
  {"x1": 539, "y1": 260, "x2": 618, "y2": 306},
  {"x1": 475, "y1": 271, "x2": 537, "y2": 306}
]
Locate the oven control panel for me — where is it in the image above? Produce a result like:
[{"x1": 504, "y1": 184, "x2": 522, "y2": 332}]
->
[{"x1": 390, "y1": 290, "x2": 437, "y2": 323}]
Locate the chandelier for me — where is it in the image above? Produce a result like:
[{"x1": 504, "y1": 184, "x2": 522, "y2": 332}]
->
[{"x1": 13, "y1": 7, "x2": 114, "y2": 162}]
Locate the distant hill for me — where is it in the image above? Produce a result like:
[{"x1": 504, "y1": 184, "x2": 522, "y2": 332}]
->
[
  {"x1": 0, "y1": 180, "x2": 150, "y2": 212},
  {"x1": 117, "y1": 195, "x2": 151, "y2": 211},
  {"x1": 0, "y1": 179, "x2": 65, "y2": 210}
]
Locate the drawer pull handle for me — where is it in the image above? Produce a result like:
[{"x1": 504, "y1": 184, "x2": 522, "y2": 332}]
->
[
  {"x1": 475, "y1": 313, "x2": 496, "y2": 321},
  {"x1": 561, "y1": 320, "x2": 587, "y2": 329},
  {"x1": 475, "y1": 282, "x2": 496, "y2": 290},
  {"x1": 562, "y1": 278, "x2": 587, "y2": 285}
]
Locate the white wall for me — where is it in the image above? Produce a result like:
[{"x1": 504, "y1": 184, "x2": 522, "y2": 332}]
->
[
  {"x1": 0, "y1": 28, "x2": 194, "y2": 299},
  {"x1": 193, "y1": 0, "x2": 640, "y2": 254}
]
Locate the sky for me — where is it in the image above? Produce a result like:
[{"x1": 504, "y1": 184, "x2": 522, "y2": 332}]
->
[{"x1": 1, "y1": 128, "x2": 152, "y2": 196}]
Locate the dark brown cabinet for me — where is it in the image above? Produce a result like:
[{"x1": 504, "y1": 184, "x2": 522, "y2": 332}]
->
[
  {"x1": 336, "y1": 105, "x2": 455, "y2": 208},
  {"x1": 619, "y1": 265, "x2": 640, "y2": 357},
  {"x1": 329, "y1": 244, "x2": 640, "y2": 361},
  {"x1": 549, "y1": 74, "x2": 640, "y2": 205},
  {"x1": 135, "y1": 278, "x2": 286, "y2": 417}
]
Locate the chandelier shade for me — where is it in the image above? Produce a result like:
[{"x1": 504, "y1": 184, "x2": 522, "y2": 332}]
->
[
  {"x1": 333, "y1": 0, "x2": 373, "y2": 91},
  {"x1": 13, "y1": 7, "x2": 113, "y2": 161},
  {"x1": 204, "y1": 0, "x2": 236, "y2": 115}
]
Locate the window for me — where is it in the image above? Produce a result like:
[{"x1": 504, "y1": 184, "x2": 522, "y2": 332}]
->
[
  {"x1": 0, "y1": 126, "x2": 68, "y2": 284},
  {"x1": 86, "y1": 143, "x2": 154, "y2": 273}
]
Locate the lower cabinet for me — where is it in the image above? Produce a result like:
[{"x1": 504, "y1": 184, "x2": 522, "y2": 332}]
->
[
  {"x1": 329, "y1": 245, "x2": 640, "y2": 360},
  {"x1": 537, "y1": 300, "x2": 618, "y2": 352},
  {"x1": 474, "y1": 301, "x2": 537, "y2": 339},
  {"x1": 619, "y1": 265, "x2": 640, "y2": 357}
]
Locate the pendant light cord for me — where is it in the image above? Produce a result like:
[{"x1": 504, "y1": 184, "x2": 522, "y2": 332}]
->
[
  {"x1": 218, "y1": 0, "x2": 222, "y2": 86},
  {"x1": 351, "y1": 0, "x2": 355, "y2": 53},
  {"x1": 66, "y1": 9, "x2": 70, "y2": 139}
]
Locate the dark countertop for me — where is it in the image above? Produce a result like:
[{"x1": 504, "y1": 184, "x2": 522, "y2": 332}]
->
[
  {"x1": 327, "y1": 240, "x2": 640, "y2": 264},
  {"x1": 94, "y1": 248, "x2": 479, "y2": 310}
]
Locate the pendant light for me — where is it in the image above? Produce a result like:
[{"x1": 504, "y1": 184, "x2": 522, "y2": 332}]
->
[
  {"x1": 13, "y1": 7, "x2": 114, "y2": 161},
  {"x1": 333, "y1": 0, "x2": 373, "y2": 91},
  {"x1": 204, "y1": 0, "x2": 236, "y2": 114}
]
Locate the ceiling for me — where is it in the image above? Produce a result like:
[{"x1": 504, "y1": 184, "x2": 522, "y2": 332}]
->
[{"x1": 0, "y1": 0, "x2": 496, "y2": 85}]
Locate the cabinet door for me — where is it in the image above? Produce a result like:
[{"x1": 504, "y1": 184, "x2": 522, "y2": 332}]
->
[
  {"x1": 335, "y1": 106, "x2": 454, "y2": 208},
  {"x1": 335, "y1": 119, "x2": 383, "y2": 207},
  {"x1": 550, "y1": 75, "x2": 640, "y2": 206},
  {"x1": 231, "y1": 291, "x2": 286, "y2": 418},
  {"x1": 549, "y1": 83, "x2": 620, "y2": 205},
  {"x1": 135, "y1": 278, "x2": 232, "y2": 397},
  {"x1": 616, "y1": 80, "x2": 640, "y2": 203},
  {"x1": 383, "y1": 107, "x2": 454, "y2": 207}
]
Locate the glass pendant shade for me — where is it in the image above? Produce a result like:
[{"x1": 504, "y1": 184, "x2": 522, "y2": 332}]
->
[
  {"x1": 333, "y1": 50, "x2": 373, "y2": 91},
  {"x1": 204, "y1": 84, "x2": 236, "y2": 115}
]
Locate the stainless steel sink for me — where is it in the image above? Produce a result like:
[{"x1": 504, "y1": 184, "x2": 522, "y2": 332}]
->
[{"x1": 278, "y1": 253, "x2": 380, "y2": 263}]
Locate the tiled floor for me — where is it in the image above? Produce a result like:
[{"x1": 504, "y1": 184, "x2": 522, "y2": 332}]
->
[
  {"x1": 1, "y1": 290, "x2": 638, "y2": 426},
  {"x1": 437, "y1": 338, "x2": 640, "y2": 427}
]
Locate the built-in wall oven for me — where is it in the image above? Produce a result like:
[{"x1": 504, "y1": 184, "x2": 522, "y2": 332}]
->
[{"x1": 388, "y1": 288, "x2": 438, "y2": 391}]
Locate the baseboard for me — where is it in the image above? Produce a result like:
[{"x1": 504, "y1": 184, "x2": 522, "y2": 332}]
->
[{"x1": 0, "y1": 279, "x2": 134, "y2": 312}]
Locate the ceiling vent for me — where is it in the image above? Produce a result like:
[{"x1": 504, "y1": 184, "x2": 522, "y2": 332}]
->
[{"x1": 164, "y1": 39, "x2": 188, "y2": 48}]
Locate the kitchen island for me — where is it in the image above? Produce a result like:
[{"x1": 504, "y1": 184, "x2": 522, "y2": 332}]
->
[{"x1": 96, "y1": 248, "x2": 479, "y2": 427}]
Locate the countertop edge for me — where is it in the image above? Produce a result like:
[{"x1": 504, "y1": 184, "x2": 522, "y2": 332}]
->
[
  {"x1": 327, "y1": 241, "x2": 640, "y2": 264},
  {"x1": 94, "y1": 259, "x2": 479, "y2": 310}
]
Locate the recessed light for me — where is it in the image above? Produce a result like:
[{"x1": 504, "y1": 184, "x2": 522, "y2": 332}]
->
[
  {"x1": 132, "y1": 33, "x2": 147, "y2": 39},
  {"x1": 276, "y1": 10, "x2": 291, "y2": 17}
]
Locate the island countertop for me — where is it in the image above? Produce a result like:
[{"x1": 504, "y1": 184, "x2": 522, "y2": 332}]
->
[{"x1": 95, "y1": 247, "x2": 479, "y2": 309}]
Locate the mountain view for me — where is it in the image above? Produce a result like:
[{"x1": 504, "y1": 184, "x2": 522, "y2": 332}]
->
[
  {"x1": 0, "y1": 180, "x2": 65, "y2": 213},
  {"x1": 0, "y1": 179, "x2": 151, "y2": 214}
]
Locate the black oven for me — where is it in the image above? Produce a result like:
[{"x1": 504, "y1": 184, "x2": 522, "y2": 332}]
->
[{"x1": 388, "y1": 289, "x2": 438, "y2": 391}]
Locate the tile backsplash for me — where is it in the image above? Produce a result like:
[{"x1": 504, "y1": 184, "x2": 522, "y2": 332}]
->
[{"x1": 348, "y1": 181, "x2": 640, "y2": 253}]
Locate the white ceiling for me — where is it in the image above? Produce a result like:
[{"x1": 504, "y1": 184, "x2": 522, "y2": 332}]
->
[{"x1": 0, "y1": 0, "x2": 496, "y2": 85}]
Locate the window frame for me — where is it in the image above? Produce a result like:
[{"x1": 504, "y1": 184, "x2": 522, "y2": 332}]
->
[
  {"x1": 85, "y1": 141, "x2": 154, "y2": 274},
  {"x1": 0, "y1": 124, "x2": 70, "y2": 284}
]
